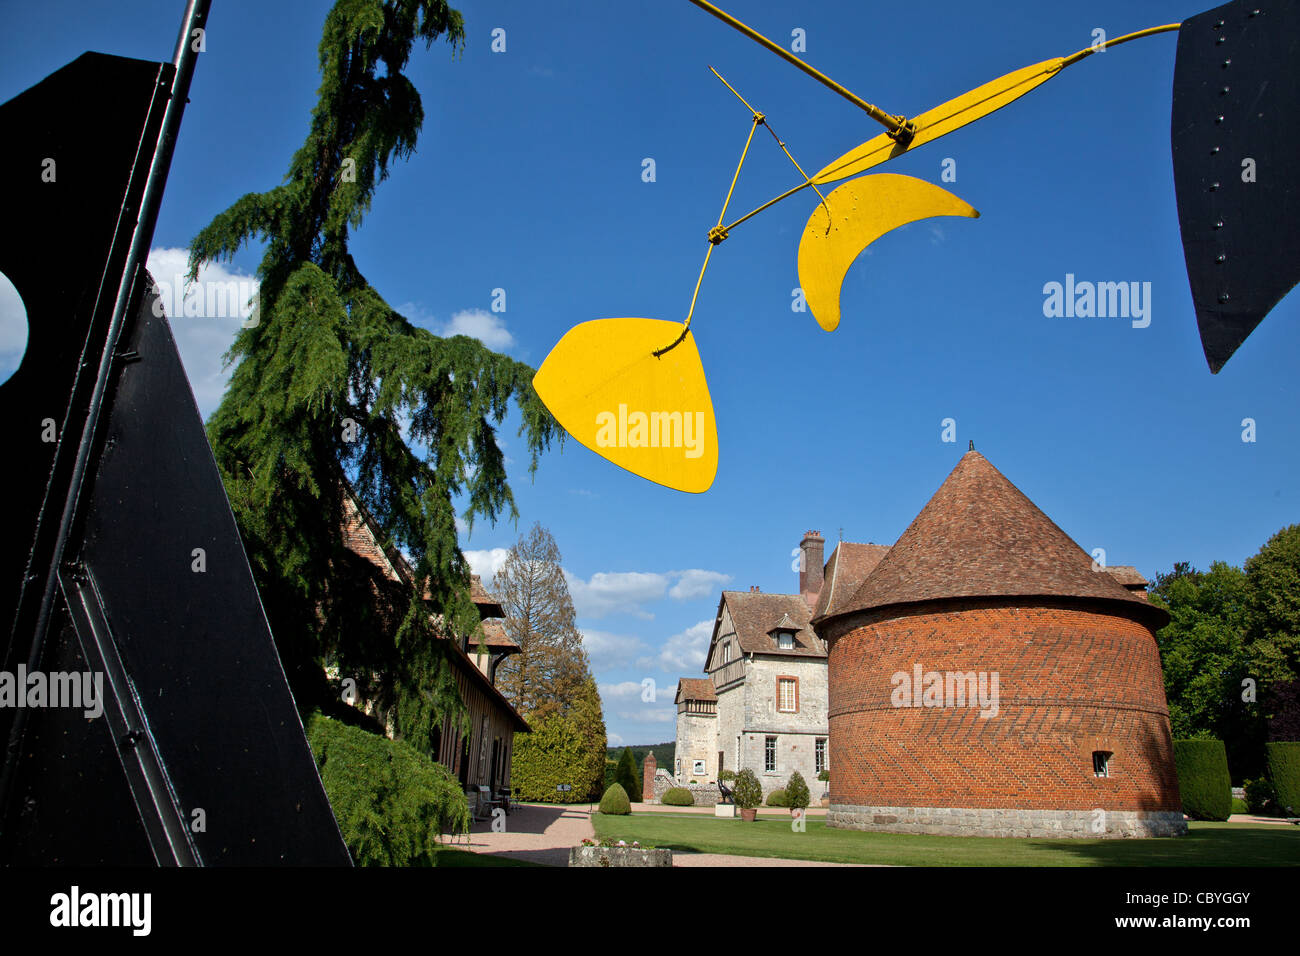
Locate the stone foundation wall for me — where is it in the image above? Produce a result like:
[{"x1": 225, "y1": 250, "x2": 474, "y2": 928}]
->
[{"x1": 827, "y1": 804, "x2": 1187, "y2": 839}]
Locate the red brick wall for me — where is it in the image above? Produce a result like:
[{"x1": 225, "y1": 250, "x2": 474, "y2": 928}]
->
[{"x1": 825, "y1": 600, "x2": 1181, "y2": 812}]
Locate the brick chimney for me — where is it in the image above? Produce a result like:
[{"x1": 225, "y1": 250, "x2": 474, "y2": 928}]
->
[
  {"x1": 800, "y1": 530, "x2": 825, "y2": 608},
  {"x1": 642, "y1": 751, "x2": 657, "y2": 802}
]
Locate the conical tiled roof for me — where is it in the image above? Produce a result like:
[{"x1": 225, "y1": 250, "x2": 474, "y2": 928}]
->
[{"x1": 827, "y1": 451, "x2": 1163, "y2": 622}]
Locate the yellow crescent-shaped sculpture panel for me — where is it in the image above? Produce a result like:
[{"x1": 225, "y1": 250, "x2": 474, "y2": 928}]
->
[
  {"x1": 811, "y1": 58, "x2": 1065, "y2": 185},
  {"x1": 533, "y1": 318, "x2": 718, "y2": 493},
  {"x1": 798, "y1": 173, "x2": 979, "y2": 332}
]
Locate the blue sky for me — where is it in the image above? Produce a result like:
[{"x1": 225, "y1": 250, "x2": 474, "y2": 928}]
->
[{"x1": 2, "y1": 0, "x2": 1296, "y2": 748}]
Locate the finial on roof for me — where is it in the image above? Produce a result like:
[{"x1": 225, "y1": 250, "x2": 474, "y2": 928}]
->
[{"x1": 968, "y1": 440, "x2": 974, "y2": 451}]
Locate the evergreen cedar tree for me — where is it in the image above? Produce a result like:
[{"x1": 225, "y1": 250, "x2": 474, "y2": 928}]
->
[
  {"x1": 615, "y1": 747, "x2": 642, "y2": 802},
  {"x1": 185, "y1": 0, "x2": 560, "y2": 752}
]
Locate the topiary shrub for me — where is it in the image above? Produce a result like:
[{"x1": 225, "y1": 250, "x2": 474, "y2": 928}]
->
[
  {"x1": 817, "y1": 769, "x2": 829, "y2": 783},
  {"x1": 718, "y1": 769, "x2": 737, "y2": 782},
  {"x1": 765, "y1": 788, "x2": 788, "y2": 807},
  {"x1": 1231, "y1": 796, "x2": 1249, "y2": 814},
  {"x1": 1173, "y1": 738, "x2": 1232, "y2": 821},
  {"x1": 786, "y1": 771, "x2": 810, "y2": 810},
  {"x1": 733, "y1": 768, "x2": 762, "y2": 810},
  {"x1": 1266, "y1": 742, "x2": 1300, "y2": 815},
  {"x1": 306, "y1": 712, "x2": 469, "y2": 866},
  {"x1": 1245, "y1": 776, "x2": 1276, "y2": 815},
  {"x1": 599, "y1": 783, "x2": 631, "y2": 815},
  {"x1": 662, "y1": 787, "x2": 694, "y2": 806}
]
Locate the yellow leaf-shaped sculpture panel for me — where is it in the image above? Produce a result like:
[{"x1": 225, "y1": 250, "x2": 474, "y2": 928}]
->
[
  {"x1": 811, "y1": 58, "x2": 1065, "y2": 185},
  {"x1": 798, "y1": 173, "x2": 979, "y2": 332},
  {"x1": 533, "y1": 318, "x2": 718, "y2": 493}
]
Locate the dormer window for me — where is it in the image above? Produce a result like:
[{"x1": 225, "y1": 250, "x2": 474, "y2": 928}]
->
[{"x1": 777, "y1": 632, "x2": 793, "y2": 650}]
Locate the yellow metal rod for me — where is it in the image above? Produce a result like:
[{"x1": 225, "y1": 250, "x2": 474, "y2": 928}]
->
[
  {"x1": 687, "y1": 0, "x2": 909, "y2": 135},
  {"x1": 1062, "y1": 23, "x2": 1181, "y2": 66},
  {"x1": 655, "y1": 115, "x2": 762, "y2": 357},
  {"x1": 708, "y1": 66, "x2": 832, "y2": 227},
  {"x1": 721, "y1": 21, "x2": 1182, "y2": 233}
]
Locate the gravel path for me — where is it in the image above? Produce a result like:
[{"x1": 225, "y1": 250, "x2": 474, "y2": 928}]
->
[{"x1": 454, "y1": 803, "x2": 873, "y2": 867}]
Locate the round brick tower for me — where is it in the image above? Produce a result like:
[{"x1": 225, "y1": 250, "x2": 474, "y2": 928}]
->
[{"x1": 814, "y1": 450, "x2": 1185, "y2": 838}]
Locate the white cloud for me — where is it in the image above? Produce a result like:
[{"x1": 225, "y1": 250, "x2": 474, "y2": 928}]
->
[
  {"x1": 647, "y1": 619, "x2": 714, "y2": 673},
  {"x1": 582, "y1": 629, "x2": 650, "y2": 671},
  {"x1": 463, "y1": 547, "x2": 511, "y2": 584},
  {"x1": 606, "y1": 731, "x2": 623, "y2": 747},
  {"x1": 145, "y1": 247, "x2": 259, "y2": 420},
  {"x1": 443, "y1": 308, "x2": 514, "y2": 349},
  {"x1": 616, "y1": 708, "x2": 675, "y2": 723},
  {"x1": 566, "y1": 570, "x2": 668, "y2": 619},
  {"x1": 598, "y1": 680, "x2": 647, "y2": 704},
  {"x1": 668, "y1": 569, "x2": 731, "y2": 600}
]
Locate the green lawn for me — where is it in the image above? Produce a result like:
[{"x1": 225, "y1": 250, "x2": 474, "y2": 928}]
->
[{"x1": 591, "y1": 812, "x2": 1300, "y2": 866}]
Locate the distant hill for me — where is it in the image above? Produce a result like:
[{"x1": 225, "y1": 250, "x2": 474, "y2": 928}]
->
[{"x1": 604, "y1": 742, "x2": 675, "y2": 789}]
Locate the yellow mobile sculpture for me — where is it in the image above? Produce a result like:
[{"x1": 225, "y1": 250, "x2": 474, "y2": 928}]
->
[{"x1": 533, "y1": 0, "x2": 1299, "y2": 492}]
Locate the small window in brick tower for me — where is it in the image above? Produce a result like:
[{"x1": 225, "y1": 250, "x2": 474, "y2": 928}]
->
[
  {"x1": 765, "y1": 736, "x2": 777, "y2": 772},
  {"x1": 1093, "y1": 751, "x2": 1112, "y2": 778},
  {"x1": 815, "y1": 737, "x2": 827, "y2": 773}
]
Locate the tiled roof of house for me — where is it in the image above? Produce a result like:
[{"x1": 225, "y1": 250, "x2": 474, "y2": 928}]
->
[
  {"x1": 812, "y1": 541, "x2": 892, "y2": 623},
  {"x1": 826, "y1": 451, "x2": 1165, "y2": 624},
  {"x1": 676, "y1": 677, "x2": 717, "y2": 703},
  {"x1": 1105, "y1": 565, "x2": 1149, "y2": 588},
  {"x1": 342, "y1": 493, "x2": 503, "y2": 618},
  {"x1": 340, "y1": 486, "x2": 528, "y2": 731},
  {"x1": 720, "y1": 591, "x2": 824, "y2": 658},
  {"x1": 475, "y1": 619, "x2": 521, "y2": 652}
]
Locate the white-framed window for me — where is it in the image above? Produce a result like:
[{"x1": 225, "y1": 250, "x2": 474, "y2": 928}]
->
[
  {"x1": 1093, "y1": 751, "x2": 1112, "y2": 778},
  {"x1": 693, "y1": 759, "x2": 706, "y2": 775},
  {"x1": 815, "y1": 737, "x2": 827, "y2": 773},
  {"x1": 777, "y1": 632, "x2": 793, "y2": 649},
  {"x1": 722, "y1": 641, "x2": 731, "y2": 663},
  {"x1": 764, "y1": 736, "x2": 777, "y2": 772},
  {"x1": 777, "y1": 677, "x2": 797, "y2": 713}
]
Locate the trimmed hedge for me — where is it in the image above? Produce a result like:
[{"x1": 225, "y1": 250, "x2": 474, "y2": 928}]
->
[
  {"x1": 306, "y1": 712, "x2": 469, "y2": 867},
  {"x1": 662, "y1": 787, "x2": 694, "y2": 807},
  {"x1": 786, "y1": 771, "x2": 810, "y2": 810},
  {"x1": 599, "y1": 783, "x2": 631, "y2": 815},
  {"x1": 766, "y1": 788, "x2": 789, "y2": 807},
  {"x1": 718, "y1": 769, "x2": 737, "y2": 782},
  {"x1": 1173, "y1": 738, "x2": 1232, "y2": 822},
  {"x1": 1266, "y1": 742, "x2": 1300, "y2": 815},
  {"x1": 1244, "y1": 776, "x2": 1275, "y2": 815},
  {"x1": 1231, "y1": 797, "x2": 1249, "y2": 814}
]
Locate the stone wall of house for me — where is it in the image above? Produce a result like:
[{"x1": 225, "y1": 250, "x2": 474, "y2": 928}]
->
[
  {"x1": 674, "y1": 708, "x2": 718, "y2": 784},
  {"x1": 735, "y1": 655, "x2": 829, "y2": 795}
]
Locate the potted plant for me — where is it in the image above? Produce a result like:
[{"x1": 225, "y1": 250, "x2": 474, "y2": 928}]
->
[
  {"x1": 786, "y1": 771, "x2": 810, "y2": 818},
  {"x1": 733, "y1": 768, "x2": 762, "y2": 822},
  {"x1": 818, "y1": 769, "x2": 830, "y2": 807}
]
